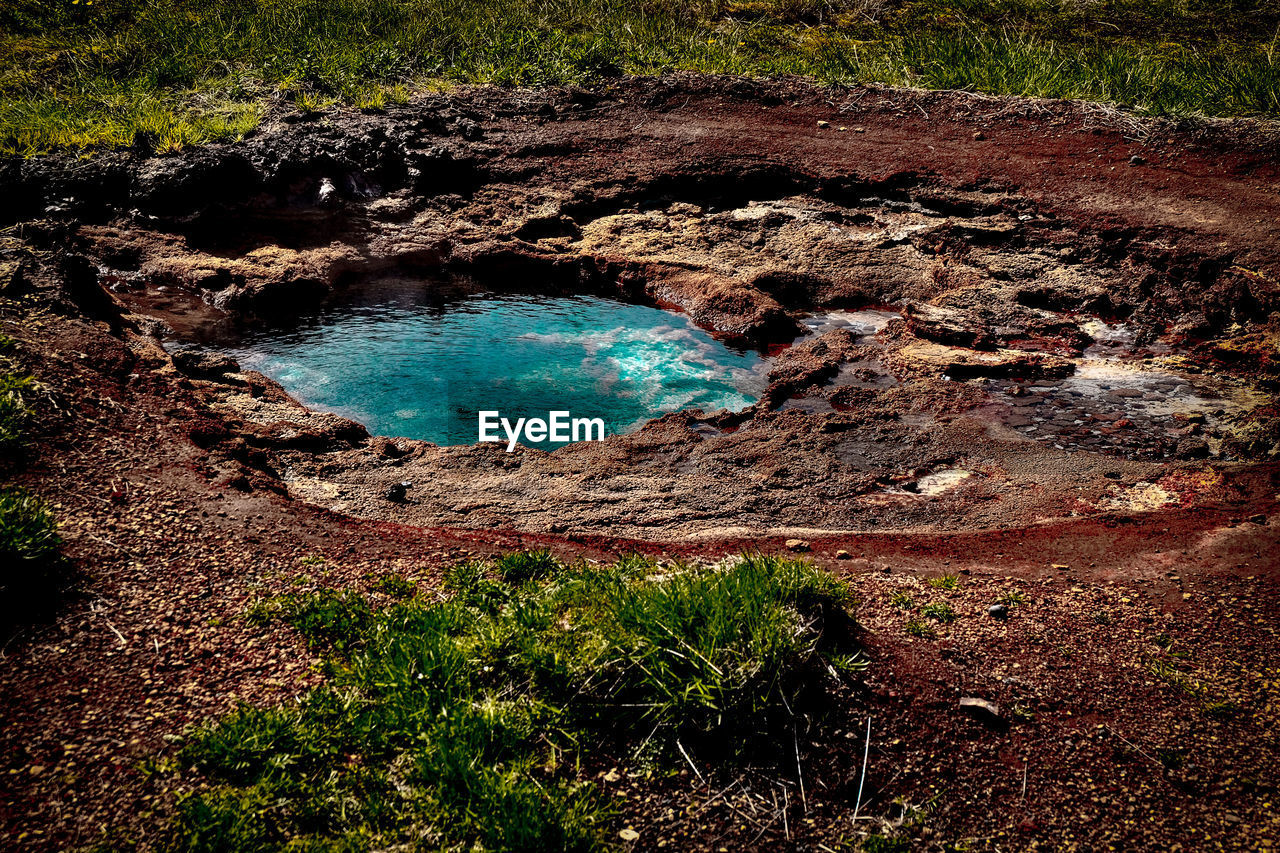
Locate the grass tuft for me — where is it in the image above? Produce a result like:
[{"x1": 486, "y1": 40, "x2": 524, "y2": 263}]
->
[
  {"x1": 495, "y1": 548, "x2": 559, "y2": 585},
  {"x1": 170, "y1": 551, "x2": 859, "y2": 850},
  {"x1": 999, "y1": 589, "x2": 1027, "y2": 608},
  {"x1": 920, "y1": 601, "x2": 955, "y2": 623},
  {"x1": 926, "y1": 572, "x2": 960, "y2": 591},
  {"x1": 0, "y1": 487, "x2": 58, "y2": 565},
  {"x1": 904, "y1": 617, "x2": 936, "y2": 639},
  {"x1": 370, "y1": 572, "x2": 416, "y2": 598},
  {"x1": 0, "y1": 372, "x2": 34, "y2": 454},
  {"x1": 0, "y1": 486, "x2": 63, "y2": 629}
]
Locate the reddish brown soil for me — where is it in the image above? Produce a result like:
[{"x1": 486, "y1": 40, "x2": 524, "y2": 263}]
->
[{"x1": 1, "y1": 76, "x2": 1278, "y2": 851}]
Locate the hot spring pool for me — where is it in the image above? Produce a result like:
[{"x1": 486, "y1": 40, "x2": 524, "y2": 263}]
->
[{"x1": 220, "y1": 291, "x2": 771, "y2": 449}]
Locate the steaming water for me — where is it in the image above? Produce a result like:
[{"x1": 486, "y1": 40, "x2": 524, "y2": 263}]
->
[{"x1": 222, "y1": 293, "x2": 770, "y2": 449}]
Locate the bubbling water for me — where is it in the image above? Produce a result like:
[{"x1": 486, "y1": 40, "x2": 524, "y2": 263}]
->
[{"x1": 220, "y1": 292, "x2": 770, "y2": 449}]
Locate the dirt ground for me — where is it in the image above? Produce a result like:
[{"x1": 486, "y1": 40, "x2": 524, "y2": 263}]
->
[{"x1": 1, "y1": 75, "x2": 1278, "y2": 851}]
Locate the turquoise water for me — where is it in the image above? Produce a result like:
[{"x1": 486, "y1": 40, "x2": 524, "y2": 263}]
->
[{"x1": 222, "y1": 292, "x2": 770, "y2": 449}]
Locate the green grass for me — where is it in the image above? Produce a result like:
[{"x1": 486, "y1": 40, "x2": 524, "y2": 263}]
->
[
  {"x1": 0, "y1": 486, "x2": 62, "y2": 629},
  {"x1": 999, "y1": 589, "x2": 1027, "y2": 608},
  {"x1": 0, "y1": 344, "x2": 64, "y2": 630},
  {"x1": 904, "y1": 617, "x2": 935, "y2": 638},
  {"x1": 494, "y1": 547, "x2": 560, "y2": 585},
  {"x1": 920, "y1": 601, "x2": 955, "y2": 623},
  {"x1": 0, "y1": 371, "x2": 34, "y2": 454},
  {"x1": 1, "y1": 0, "x2": 1277, "y2": 155},
  {"x1": 370, "y1": 572, "x2": 417, "y2": 598},
  {"x1": 0, "y1": 487, "x2": 58, "y2": 565},
  {"x1": 926, "y1": 572, "x2": 960, "y2": 591},
  {"x1": 167, "y1": 552, "x2": 859, "y2": 851}
]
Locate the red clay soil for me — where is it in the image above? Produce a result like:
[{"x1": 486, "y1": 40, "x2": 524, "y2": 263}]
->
[{"x1": 1, "y1": 76, "x2": 1278, "y2": 851}]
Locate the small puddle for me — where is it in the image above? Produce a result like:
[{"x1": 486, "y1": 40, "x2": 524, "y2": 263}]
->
[
  {"x1": 799, "y1": 308, "x2": 902, "y2": 338},
  {"x1": 777, "y1": 396, "x2": 836, "y2": 414},
  {"x1": 208, "y1": 290, "x2": 772, "y2": 448},
  {"x1": 804, "y1": 308, "x2": 903, "y2": 397},
  {"x1": 986, "y1": 354, "x2": 1266, "y2": 459},
  {"x1": 786, "y1": 310, "x2": 1265, "y2": 462}
]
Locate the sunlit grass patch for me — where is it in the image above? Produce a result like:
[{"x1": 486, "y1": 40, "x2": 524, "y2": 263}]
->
[
  {"x1": 0, "y1": 371, "x2": 33, "y2": 453},
  {"x1": 370, "y1": 571, "x2": 416, "y2": 598},
  {"x1": 926, "y1": 572, "x2": 960, "y2": 591},
  {"x1": 920, "y1": 601, "x2": 955, "y2": 622},
  {"x1": 0, "y1": 84, "x2": 261, "y2": 156},
  {"x1": 0, "y1": 487, "x2": 58, "y2": 566},
  {"x1": 0, "y1": 486, "x2": 62, "y2": 629},
  {"x1": 904, "y1": 616, "x2": 936, "y2": 638},
  {"x1": 0, "y1": 0, "x2": 1277, "y2": 154},
  {"x1": 999, "y1": 589, "x2": 1027, "y2": 608},
  {"x1": 172, "y1": 552, "x2": 860, "y2": 850}
]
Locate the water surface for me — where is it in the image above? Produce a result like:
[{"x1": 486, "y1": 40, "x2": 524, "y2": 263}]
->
[{"x1": 222, "y1": 291, "x2": 770, "y2": 448}]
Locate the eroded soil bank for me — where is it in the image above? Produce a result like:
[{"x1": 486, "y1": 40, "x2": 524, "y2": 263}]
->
[{"x1": 1, "y1": 76, "x2": 1279, "y2": 850}]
